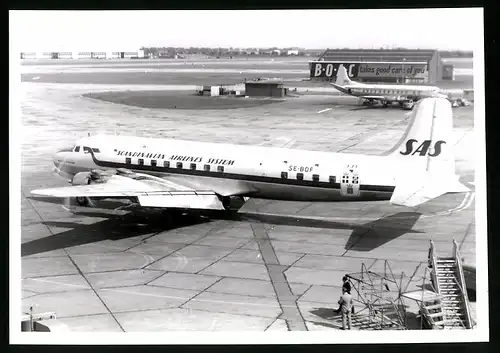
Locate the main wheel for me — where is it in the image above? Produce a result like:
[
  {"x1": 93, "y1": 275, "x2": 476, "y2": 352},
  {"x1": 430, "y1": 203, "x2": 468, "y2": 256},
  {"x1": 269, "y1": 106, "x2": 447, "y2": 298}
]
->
[
  {"x1": 222, "y1": 196, "x2": 231, "y2": 210},
  {"x1": 75, "y1": 196, "x2": 89, "y2": 206}
]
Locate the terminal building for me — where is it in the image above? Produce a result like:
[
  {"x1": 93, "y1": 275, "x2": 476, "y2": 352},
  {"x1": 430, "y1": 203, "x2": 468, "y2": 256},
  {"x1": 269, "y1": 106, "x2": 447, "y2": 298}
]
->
[
  {"x1": 309, "y1": 49, "x2": 454, "y2": 84},
  {"x1": 20, "y1": 50, "x2": 145, "y2": 60}
]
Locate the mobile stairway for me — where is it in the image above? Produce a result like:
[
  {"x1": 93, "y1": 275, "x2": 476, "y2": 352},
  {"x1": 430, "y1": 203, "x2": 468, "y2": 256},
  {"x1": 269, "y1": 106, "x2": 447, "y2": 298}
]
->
[{"x1": 421, "y1": 240, "x2": 474, "y2": 329}]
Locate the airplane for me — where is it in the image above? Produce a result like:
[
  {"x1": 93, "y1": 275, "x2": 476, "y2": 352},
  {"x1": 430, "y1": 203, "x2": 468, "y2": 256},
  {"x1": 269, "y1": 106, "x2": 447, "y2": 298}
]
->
[
  {"x1": 30, "y1": 97, "x2": 469, "y2": 219},
  {"x1": 329, "y1": 65, "x2": 450, "y2": 110}
]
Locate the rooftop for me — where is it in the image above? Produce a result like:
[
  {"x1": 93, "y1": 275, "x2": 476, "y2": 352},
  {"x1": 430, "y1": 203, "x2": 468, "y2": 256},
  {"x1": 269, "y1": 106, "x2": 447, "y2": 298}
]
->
[
  {"x1": 245, "y1": 78, "x2": 284, "y2": 84},
  {"x1": 319, "y1": 48, "x2": 439, "y2": 63}
]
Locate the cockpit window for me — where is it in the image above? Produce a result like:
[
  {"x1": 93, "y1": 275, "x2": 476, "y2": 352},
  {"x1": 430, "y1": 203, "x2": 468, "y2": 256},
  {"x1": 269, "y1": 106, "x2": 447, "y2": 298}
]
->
[
  {"x1": 92, "y1": 148, "x2": 100, "y2": 153},
  {"x1": 75, "y1": 146, "x2": 80, "y2": 152},
  {"x1": 83, "y1": 146, "x2": 92, "y2": 153}
]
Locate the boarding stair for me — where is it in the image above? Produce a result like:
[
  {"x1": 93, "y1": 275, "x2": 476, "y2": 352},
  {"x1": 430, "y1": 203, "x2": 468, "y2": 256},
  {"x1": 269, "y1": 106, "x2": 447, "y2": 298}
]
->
[{"x1": 422, "y1": 240, "x2": 474, "y2": 329}]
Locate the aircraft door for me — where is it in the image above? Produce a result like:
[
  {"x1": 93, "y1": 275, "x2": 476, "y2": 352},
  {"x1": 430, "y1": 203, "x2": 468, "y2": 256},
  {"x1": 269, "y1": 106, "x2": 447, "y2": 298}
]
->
[{"x1": 340, "y1": 165, "x2": 360, "y2": 197}]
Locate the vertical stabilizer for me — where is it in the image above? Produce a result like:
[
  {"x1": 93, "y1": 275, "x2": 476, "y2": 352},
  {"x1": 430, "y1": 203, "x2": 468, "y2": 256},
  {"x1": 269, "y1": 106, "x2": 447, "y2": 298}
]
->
[
  {"x1": 387, "y1": 98, "x2": 469, "y2": 207},
  {"x1": 335, "y1": 64, "x2": 355, "y2": 86},
  {"x1": 385, "y1": 98, "x2": 456, "y2": 174}
]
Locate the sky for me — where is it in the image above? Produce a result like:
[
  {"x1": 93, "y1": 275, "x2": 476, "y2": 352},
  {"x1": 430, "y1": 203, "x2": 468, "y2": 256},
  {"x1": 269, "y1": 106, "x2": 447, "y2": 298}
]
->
[{"x1": 10, "y1": 8, "x2": 483, "y2": 52}]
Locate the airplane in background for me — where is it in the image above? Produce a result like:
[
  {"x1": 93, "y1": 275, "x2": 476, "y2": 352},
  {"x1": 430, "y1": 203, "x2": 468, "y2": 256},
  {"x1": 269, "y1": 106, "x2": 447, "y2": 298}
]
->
[
  {"x1": 330, "y1": 65, "x2": 450, "y2": 110},
  {"x1": 31, "y1": 98, "x2": 469, "y2": 219}
]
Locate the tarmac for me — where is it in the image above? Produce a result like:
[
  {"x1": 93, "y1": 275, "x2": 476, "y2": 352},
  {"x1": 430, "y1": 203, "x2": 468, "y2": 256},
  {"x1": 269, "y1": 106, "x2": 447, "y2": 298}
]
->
[{"x1": 19, "y1": 58, "x2": 476, "y2": 332}]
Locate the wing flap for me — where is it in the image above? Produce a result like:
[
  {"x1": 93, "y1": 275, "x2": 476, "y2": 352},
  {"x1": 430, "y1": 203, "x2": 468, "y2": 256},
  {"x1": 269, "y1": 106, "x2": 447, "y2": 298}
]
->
[{"x1": 137, "y1": 194, "x2": 225, "y2": 210}]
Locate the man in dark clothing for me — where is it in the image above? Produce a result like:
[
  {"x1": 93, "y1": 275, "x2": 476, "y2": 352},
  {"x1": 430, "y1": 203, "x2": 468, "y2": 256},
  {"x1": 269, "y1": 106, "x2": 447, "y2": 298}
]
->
[
  {"x1": 335, "y1": 276, "x2": 352, "y2": 314},
  {"x1": 342, "y1": 276, "x2": 351, "y2": 293}
]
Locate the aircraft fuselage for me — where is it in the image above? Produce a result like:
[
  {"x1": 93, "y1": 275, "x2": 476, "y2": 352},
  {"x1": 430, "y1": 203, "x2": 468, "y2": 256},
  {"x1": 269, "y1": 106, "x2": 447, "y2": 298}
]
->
[{"x1": 53, "y1": 135, "x2": 399, "y2": 203}]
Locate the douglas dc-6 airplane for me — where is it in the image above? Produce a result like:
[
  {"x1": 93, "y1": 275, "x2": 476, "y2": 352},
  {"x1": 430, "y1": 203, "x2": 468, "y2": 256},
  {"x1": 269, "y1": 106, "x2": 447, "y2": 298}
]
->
[
  {"x1": 330, "y1": 65, "x2": 449, "y2": 109},
  {"x1": 30, "y1": 98, "x2": 469, "y2": 217}
]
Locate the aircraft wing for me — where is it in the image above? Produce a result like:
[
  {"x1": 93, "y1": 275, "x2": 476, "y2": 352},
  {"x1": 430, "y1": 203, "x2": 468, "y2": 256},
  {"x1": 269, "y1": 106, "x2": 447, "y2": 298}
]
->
[
  {"x1": 30, "y1": 171, "x2": 252, "y2": 210},
  {"x1": 359, "y1": 95, "x2": 393, "y2": 100}
]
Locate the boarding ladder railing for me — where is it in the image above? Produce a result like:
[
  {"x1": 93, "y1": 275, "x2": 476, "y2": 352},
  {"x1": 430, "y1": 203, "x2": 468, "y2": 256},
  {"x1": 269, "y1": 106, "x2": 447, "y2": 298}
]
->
[{"x1": 452, "y1": 240, "x2": 473, "y2": 329}]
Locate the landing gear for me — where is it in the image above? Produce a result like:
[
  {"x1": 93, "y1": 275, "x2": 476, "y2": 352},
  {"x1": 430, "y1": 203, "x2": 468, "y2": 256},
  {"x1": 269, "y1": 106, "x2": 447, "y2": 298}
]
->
[
  {"x1": 381, "y1": 100, "x2": 388, "y2": 108},
  {"x1": 222, "y1": 196, "x2": 231, "y2": 211},
  {"x1": 75, "y1": 196, "x2": 89, "y2": 206}
]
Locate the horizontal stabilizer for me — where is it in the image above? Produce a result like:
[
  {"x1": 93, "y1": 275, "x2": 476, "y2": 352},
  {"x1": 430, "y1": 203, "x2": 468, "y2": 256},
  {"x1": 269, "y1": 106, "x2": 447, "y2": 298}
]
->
[{"x1": 390, "y1": 173, "x2": 470, "y2": 207}]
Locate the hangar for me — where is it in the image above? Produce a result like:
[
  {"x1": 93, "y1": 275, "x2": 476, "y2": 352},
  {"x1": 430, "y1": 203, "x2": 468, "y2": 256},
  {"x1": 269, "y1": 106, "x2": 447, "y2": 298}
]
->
[{"x1": 309, "y1": 49, "x2": 447, "y2": 84}]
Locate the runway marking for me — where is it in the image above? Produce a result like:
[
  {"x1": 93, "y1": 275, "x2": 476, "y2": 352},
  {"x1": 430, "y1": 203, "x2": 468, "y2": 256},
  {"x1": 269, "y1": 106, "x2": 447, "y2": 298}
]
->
[
  {"x1": 421, "y1": 191, "x2": 475, "y2": 218},
  {"x1": 317, "y1": 108, "x2": 332, "y2": 114}
]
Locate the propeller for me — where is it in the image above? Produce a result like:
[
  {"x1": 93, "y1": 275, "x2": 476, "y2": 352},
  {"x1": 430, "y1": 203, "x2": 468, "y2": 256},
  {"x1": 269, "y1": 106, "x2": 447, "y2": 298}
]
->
[{"x1": 53, "y1": 153, "x2": 74, "y2": 212}]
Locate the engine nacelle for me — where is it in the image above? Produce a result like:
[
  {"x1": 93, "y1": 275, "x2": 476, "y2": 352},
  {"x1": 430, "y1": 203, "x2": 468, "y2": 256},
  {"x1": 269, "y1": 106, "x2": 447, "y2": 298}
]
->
[
  {"x1": 71, "y1": 172, "x2": 91, "y2": 185},
  {"x1": 221, "y1": 196, "x2": 247, "y2": 211}
]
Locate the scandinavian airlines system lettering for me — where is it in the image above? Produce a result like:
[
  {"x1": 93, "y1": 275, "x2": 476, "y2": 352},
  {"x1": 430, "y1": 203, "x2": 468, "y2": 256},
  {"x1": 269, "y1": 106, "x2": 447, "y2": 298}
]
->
[
  {"x1": 117, "y1": 150, "x2": 165, "y2": 159},
  {"x1": 170, "y1": 155, "x2": 235, "y2": 165},
  {"x1": 115, "y1": 150, "x2": 235, "y2": 165}
]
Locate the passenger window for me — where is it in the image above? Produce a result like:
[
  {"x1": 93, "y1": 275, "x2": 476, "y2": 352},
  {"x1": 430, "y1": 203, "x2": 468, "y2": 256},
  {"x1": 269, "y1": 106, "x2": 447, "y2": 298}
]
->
[
  {"x1": 138, "y1": 158, "x2": 144, "y2": 165},
  {"x1": 190, "y1": 163, "x2": 196, "y2": 170},
  {"x1": 176, "y1": 162, "x2": 183, "y2": 169},
  {"x1": 204, "y1": 164, "x2": 210, "y2": 172},
  {"x1": 329, "y1": 176, "x2": 336, "y2": 183},
  {"x1": 297, "y1": 173, "x2": 303, "y2": 180},
  {"x1": 164, "y1": 161, "x2": 170, "y2": 168},
  {"x1": 312, "y1": 174, "x2": 319, "y2": 182},
  {"x1": 126, "y1": 157, "x2": 131, "y2": 164},
  {"x1": 217, "y1": 166, "x2": 224, "y2": 173},
  {"x1": 281, "y1": 171, "x2": 288, "y2": 179},
  {"x1": 74, "y1": 146, "x2": 80, "y2": 152},
  {"x1": 151, "y1": 160, "x2": 157, "y2": 167}
]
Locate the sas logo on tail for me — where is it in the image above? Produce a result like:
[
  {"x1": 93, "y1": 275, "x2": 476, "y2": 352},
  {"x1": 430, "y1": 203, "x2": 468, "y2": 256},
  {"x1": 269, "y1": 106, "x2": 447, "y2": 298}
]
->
[{"x1": 400, "y1": 139, "x2": 446, "y2": 157}]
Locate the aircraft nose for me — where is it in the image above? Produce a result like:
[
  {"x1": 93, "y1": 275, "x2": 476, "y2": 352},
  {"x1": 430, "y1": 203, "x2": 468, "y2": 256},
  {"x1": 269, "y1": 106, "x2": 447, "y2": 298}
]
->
[{"x1": 53, "y1": 152, "x2": 62, "y2": 168}]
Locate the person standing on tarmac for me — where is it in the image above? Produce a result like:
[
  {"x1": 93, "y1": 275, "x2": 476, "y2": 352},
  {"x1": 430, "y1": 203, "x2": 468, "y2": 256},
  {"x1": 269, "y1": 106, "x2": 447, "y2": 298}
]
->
[
  {"x1": 342, "y1": 275, "x2": 351, "y2": 293},
  {"x1": 336, "y1": 276, "x2": 352, "y2": 314},
  {"x1": 338, "y1": 287, "x2": 353, "y2": 330}
]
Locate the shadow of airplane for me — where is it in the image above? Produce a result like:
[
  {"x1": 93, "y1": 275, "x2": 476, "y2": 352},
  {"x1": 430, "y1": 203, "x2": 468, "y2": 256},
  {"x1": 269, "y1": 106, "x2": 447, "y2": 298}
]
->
[
  {"x1": 344, "y1": 212, "x2": 423, "y2": 251},
  {"x1": 21, "y1": 210, "x2": 423, "y2": 257},
  {"x1": 21, "y1": 213, "x2": 212, "y2": 257}
]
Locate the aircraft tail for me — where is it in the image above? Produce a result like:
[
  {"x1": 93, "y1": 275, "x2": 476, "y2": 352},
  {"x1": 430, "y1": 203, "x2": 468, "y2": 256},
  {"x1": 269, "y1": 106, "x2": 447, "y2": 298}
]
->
[
  {"x1": 335, "y1": 64, "x2": 361, "y2": 86},
  {"x1": 386, "y1": 97, "x2": 470, "y2": 207}
]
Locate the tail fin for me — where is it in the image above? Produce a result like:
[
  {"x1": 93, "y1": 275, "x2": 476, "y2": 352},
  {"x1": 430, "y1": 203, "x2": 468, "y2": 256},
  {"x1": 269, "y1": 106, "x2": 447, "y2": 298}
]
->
[
  {"x1": 387, "y1": 98, "x2": 470, "y2": 207},
  {"x1": 335, "y1": 65, "x2": 357, "y2": 86}
]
